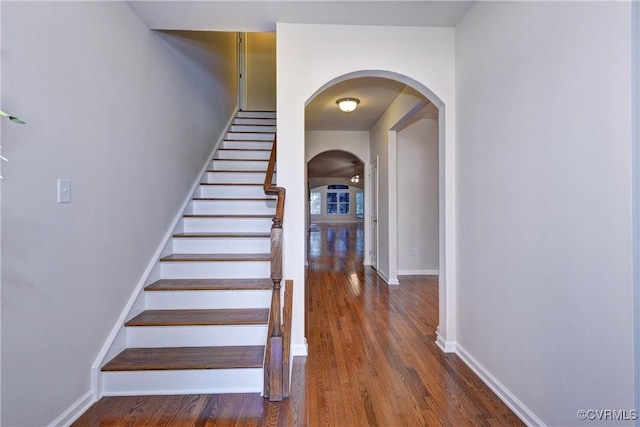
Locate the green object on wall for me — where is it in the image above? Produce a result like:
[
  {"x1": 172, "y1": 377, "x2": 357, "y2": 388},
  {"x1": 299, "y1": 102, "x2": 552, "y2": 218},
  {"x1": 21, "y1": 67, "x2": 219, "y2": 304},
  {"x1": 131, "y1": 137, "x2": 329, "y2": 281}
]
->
[{"x1": 0, "y1": 109, "x2": 26, "y2": 124}]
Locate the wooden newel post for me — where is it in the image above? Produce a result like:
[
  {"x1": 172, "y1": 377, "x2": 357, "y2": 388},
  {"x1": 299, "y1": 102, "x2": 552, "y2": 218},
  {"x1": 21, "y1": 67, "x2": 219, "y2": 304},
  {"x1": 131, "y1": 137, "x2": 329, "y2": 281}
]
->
[
  {"x1": 267, "y1": 222, "x2": 284, "y2": 401},
  {"x1": 263, "y1": 137, "x2": 286, "y2": 401}
]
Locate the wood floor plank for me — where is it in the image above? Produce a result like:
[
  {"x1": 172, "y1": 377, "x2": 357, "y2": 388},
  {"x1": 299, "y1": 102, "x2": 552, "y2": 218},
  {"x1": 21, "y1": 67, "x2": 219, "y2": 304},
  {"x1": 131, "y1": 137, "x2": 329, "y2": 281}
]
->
[
  {"x1": 101, "y1": 346, "x2": 265, "y2": 371},
  {"x1": 77, "y1": 223, "x2": 523, "y2": 426}
]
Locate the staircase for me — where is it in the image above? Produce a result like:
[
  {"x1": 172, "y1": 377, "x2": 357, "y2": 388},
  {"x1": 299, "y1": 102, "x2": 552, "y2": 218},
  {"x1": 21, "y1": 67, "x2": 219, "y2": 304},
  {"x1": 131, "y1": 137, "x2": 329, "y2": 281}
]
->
[{"x1": 99, "y1": 110, "x2": 278, "y2": 396}]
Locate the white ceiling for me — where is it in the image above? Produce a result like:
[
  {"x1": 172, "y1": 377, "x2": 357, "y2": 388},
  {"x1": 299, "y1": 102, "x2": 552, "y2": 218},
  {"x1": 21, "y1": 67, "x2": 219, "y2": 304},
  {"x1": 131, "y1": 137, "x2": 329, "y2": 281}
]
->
[
  {"x1": 128, "y1": 1, "x2": 474, "y2": 32},
  {"x1": 306, "y1": 77, "x2": 408, "y2": 131}
]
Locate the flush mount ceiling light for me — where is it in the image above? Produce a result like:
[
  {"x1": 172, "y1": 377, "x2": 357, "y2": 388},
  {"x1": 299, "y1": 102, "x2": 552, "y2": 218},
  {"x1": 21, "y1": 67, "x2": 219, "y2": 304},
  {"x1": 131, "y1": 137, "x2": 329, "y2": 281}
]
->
[{"x1": 336, "y1": 97, "x2": 360, "y2": 113}]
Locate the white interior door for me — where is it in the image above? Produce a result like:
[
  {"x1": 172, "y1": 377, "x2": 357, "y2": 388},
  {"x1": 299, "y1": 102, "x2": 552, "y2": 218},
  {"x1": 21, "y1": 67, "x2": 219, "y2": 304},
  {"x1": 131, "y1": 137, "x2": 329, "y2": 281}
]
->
[{"x1": 370, "y1": 158, "x2": 378, "y2": 269}]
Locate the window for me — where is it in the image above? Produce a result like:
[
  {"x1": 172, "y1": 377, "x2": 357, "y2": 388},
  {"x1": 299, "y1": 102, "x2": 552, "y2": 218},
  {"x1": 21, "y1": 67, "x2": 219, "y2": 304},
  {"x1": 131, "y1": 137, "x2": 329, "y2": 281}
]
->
[
  {"x1": 356, "y1": 192, "x2": 364, "y2": 219},
  {"x1": 327, "y1": 190, "x2": 349, "y2": 214},
  {"x1": 309, "y1": 192, "x2": 321, "y2": 215}
]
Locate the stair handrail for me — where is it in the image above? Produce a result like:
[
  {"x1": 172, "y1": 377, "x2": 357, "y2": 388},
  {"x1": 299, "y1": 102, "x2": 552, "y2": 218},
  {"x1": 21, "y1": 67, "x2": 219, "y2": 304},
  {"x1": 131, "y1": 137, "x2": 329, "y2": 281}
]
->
[
  {"x1": 264, "y1": 138, "x2": 285, "y2": 225},
  {"x1": 263, "y1": 135, "x2": 286, "y2": 401}
]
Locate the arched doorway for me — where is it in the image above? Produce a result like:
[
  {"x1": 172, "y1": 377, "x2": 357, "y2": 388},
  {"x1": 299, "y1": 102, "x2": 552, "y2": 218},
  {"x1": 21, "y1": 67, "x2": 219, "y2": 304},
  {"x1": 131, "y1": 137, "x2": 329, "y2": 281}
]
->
[
  {"x1": 302, "y1": 70, "x2": 454, "y2": 353},
  {"x1": 306, "y1": 150, "x2": 366, "y2": 266}
]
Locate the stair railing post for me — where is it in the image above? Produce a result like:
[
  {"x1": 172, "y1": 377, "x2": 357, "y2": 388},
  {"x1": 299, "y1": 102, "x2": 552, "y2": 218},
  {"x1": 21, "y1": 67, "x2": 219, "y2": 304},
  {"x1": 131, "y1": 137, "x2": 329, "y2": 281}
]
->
[{"x1": 263, "y1": 136, "x2": 286, "y2": 401}]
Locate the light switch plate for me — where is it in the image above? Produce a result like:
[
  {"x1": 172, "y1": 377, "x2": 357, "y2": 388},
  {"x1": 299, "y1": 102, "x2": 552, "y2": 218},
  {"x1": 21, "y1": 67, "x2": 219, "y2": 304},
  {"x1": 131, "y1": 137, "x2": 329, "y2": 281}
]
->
[{"x1": 57, "y1": 178, "x2": 71, "y2": 203}]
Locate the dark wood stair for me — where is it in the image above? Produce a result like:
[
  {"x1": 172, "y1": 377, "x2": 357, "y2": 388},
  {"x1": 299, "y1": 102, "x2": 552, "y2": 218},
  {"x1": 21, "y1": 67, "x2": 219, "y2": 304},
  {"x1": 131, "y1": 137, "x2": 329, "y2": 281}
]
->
[
  {"x1": 172, "y1": 232, "x2": 271, "y2": 238},
  {"x1": 159, "y1": 253, "x2": 270, "y2": 262},
  {"x1": 183, "y1": 214, "x2": 272, "y2": 218},
  {"x1": 125, "y1": 308, "x2": 269, "y2": 326},
  {"x1": 98, "y1": 110, "x2": 277, "y2": 395},
  {"x1": 191, "y1": 197, "x2": 275, "y2": 201},
  {"x1": 101, "y1": 346, "x2": 265, "y2": 371},
  {"x1": 145, "y1": 278, "x2": 273, "y2": 291}
]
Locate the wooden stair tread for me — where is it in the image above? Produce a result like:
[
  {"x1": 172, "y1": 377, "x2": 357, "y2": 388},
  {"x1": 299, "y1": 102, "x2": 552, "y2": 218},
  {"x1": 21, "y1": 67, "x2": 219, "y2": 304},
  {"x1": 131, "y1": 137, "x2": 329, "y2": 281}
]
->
[
  {"x1": 199, "y1": 183, "x2": 263, "y2": 187},
  {"x1": 173, "y1": 232, "x2": 271, "y2": 238},
  {"x1": 207, "y1": 170, "x2": 268, "y2": 174},
  {"x1": 213, "y1": 158, "x2": 269, "y2": 161},
  {"x1": 160, "y1": 253, "x2": 270, "y2": 262},
  {"x1": 125, "y1": 308, "x2": 269, "y2": 326},
  {"x1": 145, "y1": 278, "x2": 273, "y2": 291},
  {"x1": 217, "y1": 148, "x2": 271, "y2": 152},
  {"x1": 183, "y1": 214, "x2": 273, "y2": 218},
  {"x1": 101, "y1": 346, "x2": 265, "y2": 371},
  {"x1": 233, "y1": 123, "x2": 275, "y2": 126},
  {"x1": 226, "y1": 131, "x2": 275, "y2": 134},
  {"x1": 192, "y1": 197, "x2": 275, "y2": 201},
  {"x1": 219, "y1": 142, "x2": 274, "y2": 145}
]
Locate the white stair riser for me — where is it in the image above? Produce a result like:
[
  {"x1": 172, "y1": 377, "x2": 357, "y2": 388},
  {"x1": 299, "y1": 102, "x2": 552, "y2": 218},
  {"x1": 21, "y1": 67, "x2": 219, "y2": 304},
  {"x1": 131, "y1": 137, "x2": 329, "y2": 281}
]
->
[
  {"x1": 160, "y1": 261, "x2": 270, "y2": 279},
  {"x1": 237, "y1": 111, "x2": 276, "y2": 119},
  {"x1": 190, "y1": 199, "x2": 276, "y2": 215},
  {"x1": 211, "y1": 160, "x2": 268, "y2": 171},
  {"x1": 173, "y1": 237, "x2": 270, "y2": 254},
  {"x1": 101, "y1": 368, "x2": 263, "y2": 396},
  {"x1": 145, "y1": 290, "x2": 271, "y2": 310},
  {"x1": 215, "y1": 150, "x2": 271, "y2": 160},
  {"x1": 199, "y1": 185, "x2": 265, "y2": 198},
  {"x1": 225, "y1": 132, "x2": 274, "y2": 141},
  {"x1": 233, "y1": 118, "x2": 276, "y2": 126},
  {"x1": 222, "y1": 140, "x2": 273, "y2": 150},
  {"x1": 183, "y1": 217, "x2": 272, "y2": 233},
  {"x1": 231, "y1": 125, "x2": 276, "y2": 133},
  {"x1": 126, "y1": 325, "x2": 268, "y2": 347},
  {"x1": 206, "y1": 172, "x2": 270, "y2": 184}
]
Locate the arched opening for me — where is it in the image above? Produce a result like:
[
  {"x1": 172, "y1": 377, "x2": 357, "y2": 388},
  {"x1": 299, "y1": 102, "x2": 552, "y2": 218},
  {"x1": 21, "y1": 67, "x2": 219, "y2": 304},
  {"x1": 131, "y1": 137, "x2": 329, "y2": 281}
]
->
[
  {"x1": 306, "y1": 150, "x2": 366, "y2": 267},
  {"x1": 303, "y1": 70, "x2": 452, "y2": 351}
]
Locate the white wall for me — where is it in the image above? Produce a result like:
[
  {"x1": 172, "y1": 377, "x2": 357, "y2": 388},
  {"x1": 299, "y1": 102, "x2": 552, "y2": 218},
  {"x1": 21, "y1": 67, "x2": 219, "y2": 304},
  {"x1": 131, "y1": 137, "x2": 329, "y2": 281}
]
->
[
  {"x1": 633, "y1": 1, "x2": 640, "y2": 418},
  {"x1": 246, "y1": 32, "x2": 276, "y2": 111},
  {"x1": 1, "y1": 3, "x2": 237, "y2": 426},
  {"x1": 305, "y1": 130, "x2": 369, "y2": 163},
  {"x1": 277, "y1": 23, "x2": 456, "y2": 355},
  {"x1": 370, "y1": 86, "x2": 428, "y2": 283},
  {"x1": 456, "y1": 2, "x2": 634, "y2": 425},
  {"x1": 397, "y1": 118, "x2": 438, "y2": 274}
]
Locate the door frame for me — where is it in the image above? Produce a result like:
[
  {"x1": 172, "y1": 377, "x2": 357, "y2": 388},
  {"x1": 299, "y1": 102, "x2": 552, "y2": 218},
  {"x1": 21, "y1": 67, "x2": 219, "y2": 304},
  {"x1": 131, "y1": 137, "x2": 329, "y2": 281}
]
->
[
  {"x1": 237, "y1": 32, "x2": 247, "y2": 110},
  {"x1": 367, "y1": 156, "x2": 379, "y2": 270}
]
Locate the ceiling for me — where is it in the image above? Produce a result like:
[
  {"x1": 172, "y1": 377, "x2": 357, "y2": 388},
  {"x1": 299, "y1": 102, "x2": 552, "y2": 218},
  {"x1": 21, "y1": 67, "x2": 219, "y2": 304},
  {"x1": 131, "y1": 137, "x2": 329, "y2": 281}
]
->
[
  {"x1": 308, "y1": 150, "x2": 363, "y2": 182},
  {"x1": 306, "y1": 78, "x2": 437, "y2": 181},
  {"x1": 306, "y1": 77, "x2": 407, "y2": 131},
  {"x1": 128, "y1": 1, "x2": 474, "y2": 32}
]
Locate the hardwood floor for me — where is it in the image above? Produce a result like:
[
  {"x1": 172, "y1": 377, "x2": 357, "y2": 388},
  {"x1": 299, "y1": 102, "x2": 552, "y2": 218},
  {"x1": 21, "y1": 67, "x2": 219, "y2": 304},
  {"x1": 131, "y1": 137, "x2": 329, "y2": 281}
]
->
[{"x1": 72, "y1": 223, "x2": 522, "y2": 426}]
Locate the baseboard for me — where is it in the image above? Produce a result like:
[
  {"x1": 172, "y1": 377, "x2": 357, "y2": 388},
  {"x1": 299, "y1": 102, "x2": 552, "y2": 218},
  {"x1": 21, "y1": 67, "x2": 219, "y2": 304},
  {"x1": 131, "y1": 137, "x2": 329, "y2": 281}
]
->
[
  {"x1": 398, "y1": 269, "x2": 439, "y2": 275},
  {"x1": 435, "y1": 335, "x2": 456, "y2": 353},
  {"x1": 376, "y1": 270, "x2": 400, "y2": 285},
  {"x1": 48, "y1": 391, "x2": 95, "y2": 427},
  {"x1": 292, "y1": 340, "x2": 309, "y2": 357},
  {"x1": 455, "y1": 343, "x2": 544, "y2": 427},
  {"x1": 89, "y1": 108, "x2": 237, "y2": 398}
]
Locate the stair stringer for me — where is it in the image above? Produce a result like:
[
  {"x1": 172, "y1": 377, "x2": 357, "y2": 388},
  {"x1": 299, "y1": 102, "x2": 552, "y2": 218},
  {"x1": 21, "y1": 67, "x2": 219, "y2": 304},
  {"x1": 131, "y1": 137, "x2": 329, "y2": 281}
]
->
[{"x1": 90, "y1": 109, "x2": 238, "y2": 400}]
